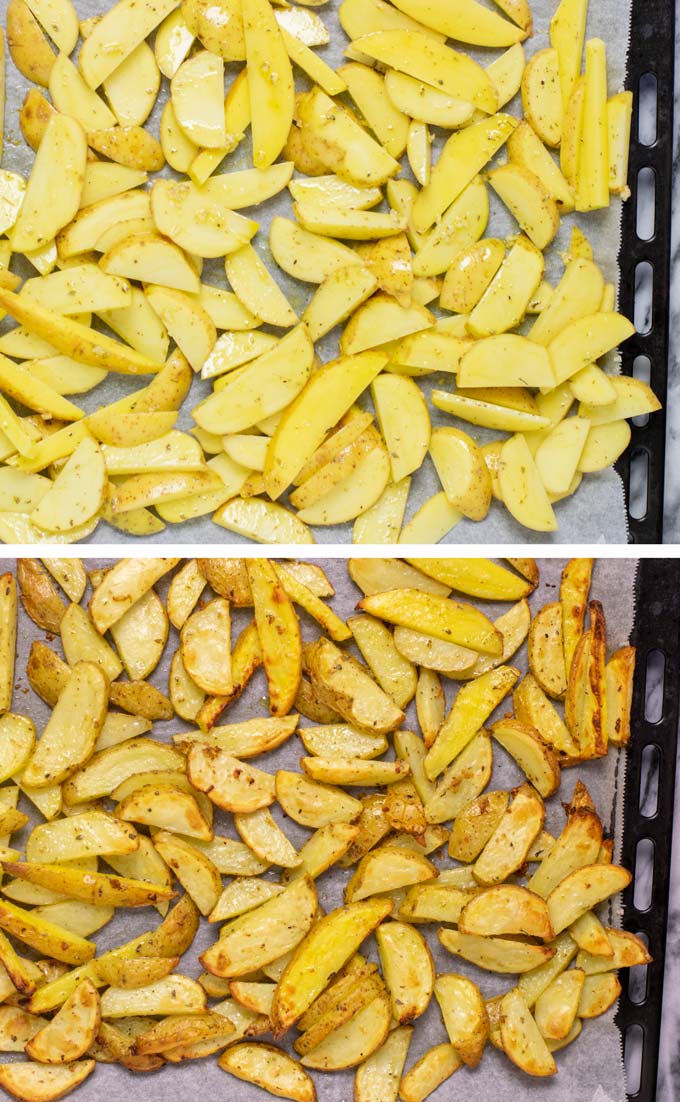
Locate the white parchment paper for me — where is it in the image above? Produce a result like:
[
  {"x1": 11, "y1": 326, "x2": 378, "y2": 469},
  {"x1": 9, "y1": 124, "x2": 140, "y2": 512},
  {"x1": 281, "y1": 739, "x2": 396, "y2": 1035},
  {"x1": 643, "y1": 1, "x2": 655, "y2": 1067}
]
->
[
  {"x1": 4, "y1": 557, "x2": 638, "y2": 1100},
  {"x1": 0, "y1": 0, "x2": 633, "y2": 545}
]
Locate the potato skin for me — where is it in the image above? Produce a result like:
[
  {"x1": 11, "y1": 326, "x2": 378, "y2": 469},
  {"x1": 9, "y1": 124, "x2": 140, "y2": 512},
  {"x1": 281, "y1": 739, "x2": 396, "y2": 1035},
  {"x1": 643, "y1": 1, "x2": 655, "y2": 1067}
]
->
[{"x1": 7, "y1": 0, "x2": 55, "y2": 87}]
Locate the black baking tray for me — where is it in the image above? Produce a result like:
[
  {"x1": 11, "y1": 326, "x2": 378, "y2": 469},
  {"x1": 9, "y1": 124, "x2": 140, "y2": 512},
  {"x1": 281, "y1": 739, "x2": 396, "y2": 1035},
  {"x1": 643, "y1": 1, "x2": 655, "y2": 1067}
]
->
[
  {"x1": 615, "y1": 559, "x2": 680, "y2": 1098},
  {"x1": 614, "y1": 0, "x2": 675, "y2": 543}
]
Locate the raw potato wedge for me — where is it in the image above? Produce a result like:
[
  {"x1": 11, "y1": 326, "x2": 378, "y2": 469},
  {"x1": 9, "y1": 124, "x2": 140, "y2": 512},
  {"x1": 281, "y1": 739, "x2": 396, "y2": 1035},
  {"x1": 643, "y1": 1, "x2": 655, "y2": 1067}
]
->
[
  {"x1": 219, "y1": 1042, "x2": 316, "y2": 1102},
  {"x1": 12, "y1": 114, "x2": 86, "y2": 254}
]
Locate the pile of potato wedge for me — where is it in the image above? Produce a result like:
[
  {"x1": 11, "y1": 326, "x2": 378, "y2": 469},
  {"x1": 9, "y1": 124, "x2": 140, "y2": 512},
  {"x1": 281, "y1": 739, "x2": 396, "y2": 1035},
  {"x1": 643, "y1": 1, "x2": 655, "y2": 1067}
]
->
[
  {"x1": 0, "y1": 0, "x2": 661, "y2": 543},
  {"x1": 0, "y1": 555, "x2": 649, "y2": 1102}
]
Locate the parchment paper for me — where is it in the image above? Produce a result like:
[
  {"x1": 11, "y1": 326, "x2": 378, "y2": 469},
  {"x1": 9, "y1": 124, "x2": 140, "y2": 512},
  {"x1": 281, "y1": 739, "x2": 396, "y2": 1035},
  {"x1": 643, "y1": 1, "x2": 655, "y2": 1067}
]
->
[
  {"x1": 0, "y1": 0, "x2": 633, "y2": 545},
  {"x1": 3, "y1": 556, "x2": 637, "y2": 1100}
]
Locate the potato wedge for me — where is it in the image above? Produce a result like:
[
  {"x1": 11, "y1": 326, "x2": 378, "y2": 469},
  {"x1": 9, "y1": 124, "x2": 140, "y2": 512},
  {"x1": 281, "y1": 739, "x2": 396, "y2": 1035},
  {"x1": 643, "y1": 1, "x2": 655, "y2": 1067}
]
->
[
  {"x1": 441, "y1": 927, "x2": 556, "y2": 975},
  {"x1": 345, "y1": 846, "x2": 435, "y2": 903},
  {"x1": 26, "y1": 812, "x2": 138, "y2": 864},
  {"x1": 12, "y1": 114, "x2": 86, "y2": 254},
  {"x1": 577, "y1": 972, "x2": 622, "y2": 1018},
  {"x1": 247, "y1": 558, "x2": 302, "y2": 717},
  {"x1": 547, "y1": 864, "x2": 632, "y2": 935},
  {"x1": 605, "y1": 645, "x2": 635, "y2": 746},
  {"x1": 219, "y1": 1042, "x2": 315, "y2": 1101},
  {"x1": 22, "y1": 662, "x2": 107, "y2": 789},
  {"x1": 180, "y1": 598, "x2": 232, "y2": 697},
  {"x1": 399, "y1": 1042, "x2": 461, "y2": 1102},
  {"x1": 0, "y1": 898, "x2": 95, "y2": 965},
  {"x1": 448, "y1": 790, "x2": 509, "y2": 862},
  {"x1": 195, "y1": 325, "x2": 313, "y2": 435},
  {"x1": 0, "y1": 713, "x2": 35, "y2": 784},
  {"x1": 474, "y1": 784, "x2": 545, "y2": 884},
  {"x1": 459, "y1": 885, "x2": 553, "y2": 939},
  {"x1": 500, "y1": 988, "x2": 556, "y2": 1076},
  {"x1": 424, "y1": 665, "x2": 518, "y2": 779},
  {"x1": 187, "y1": 745, "x2": 275, "y2": 814},
  {"x1": 152, "y1": 832, "x2": 222, "y2": 917},
  {"x1": 490, "y1": 717, "x2": 561, "y2": 797},
  {"x1": 371, "y1": 374, "x2": 430, "y2": 482},
  {"x1": 424, "y1": 730, "x2": 492, "y2": 824},
  {"x1": 116, "y1": 783, "x2": 213, "y2": 841},
  {"x1": 100, "y1": 974, "x2": 206, "y2": 1018},
  {"x1": 0, "y1": 1060, "x2": 95, "y2": 1102},
  {"x1": 306, "y1": 637, "x2": 404, "y2": 736},
  {"x1": 3, "y1": 861, "x2": 175, "y2": 909},
  {"x1": 271, "y1": 898, "x2": 391, "y2": 1033},
  {"x1": 26, "y1": 979, "x2": 100, "y2": 1064},
  {"x1": 297, "y1": 990, "x2": 391, "y2": 1071},
  {"x1": 201, "y1": 876, "x2": 317, "y2": 979},
  {"x1": 354, "y1": 1024, "x2": 412, "y2": 1102},
  {"x1": 435, "y1": 973, "x2": 488, "y2": 1068},
  {"x1": 376, "y1": 921, "x2": 433, "y2": 1024},
  {"x1": 62, "y1": 736, "x2": 184, "y2": 806}
]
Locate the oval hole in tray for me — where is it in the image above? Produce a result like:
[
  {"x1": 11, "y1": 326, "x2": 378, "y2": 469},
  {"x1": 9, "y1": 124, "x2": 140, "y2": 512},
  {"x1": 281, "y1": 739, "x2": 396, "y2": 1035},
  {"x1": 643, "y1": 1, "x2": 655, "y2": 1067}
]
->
[
  {"x1": 637, "y1": 72, "x2": 657, "y2": 146},
  {"x1": 644, "y1": 648, "x2": 665, "y2": 722},
  {"x1": 636, "y1": 166, "x2": 656, "y2": 241},
  {"x1": 624, "y1": 1022, "x2": 644, "y2": 1095},
  {"x1": 639, "y1": 744, "x2": 660, "y2": 817},
  {"x1": 633, "y1": 837, "x2": 654, "y2": 912},
  {"x1": 628, "y1": 447, "x2": 649, "y2": 520}
]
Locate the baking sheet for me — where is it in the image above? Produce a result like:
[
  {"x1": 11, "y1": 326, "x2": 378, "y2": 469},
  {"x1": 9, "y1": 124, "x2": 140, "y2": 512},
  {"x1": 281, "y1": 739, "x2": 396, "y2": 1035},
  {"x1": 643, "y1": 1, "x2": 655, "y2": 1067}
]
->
[
  {"x1": 0, "y1": 0, "x2": 633, "y2": 545},
  {"x1": 3, "y1": 556, "x2": 637, "y2": 1100}
]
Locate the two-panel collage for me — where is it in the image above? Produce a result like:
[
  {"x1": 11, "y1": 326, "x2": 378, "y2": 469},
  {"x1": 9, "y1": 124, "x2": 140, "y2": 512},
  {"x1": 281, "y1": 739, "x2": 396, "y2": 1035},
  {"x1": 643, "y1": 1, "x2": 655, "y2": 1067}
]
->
[{"x1": 0, "y1": 0, "x2": 677, "y2": 1100}]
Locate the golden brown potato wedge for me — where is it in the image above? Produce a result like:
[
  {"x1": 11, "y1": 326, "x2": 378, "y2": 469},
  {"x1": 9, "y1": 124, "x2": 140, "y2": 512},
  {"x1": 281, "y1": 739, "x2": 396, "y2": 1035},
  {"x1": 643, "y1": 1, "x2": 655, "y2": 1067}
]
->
[
  {"x1": 247, "y1": 558, "x2": 302, "y2": 717},
  {"x1": 26, "y1": 979, "x2": 100, "y2": 1064},
  {"x1": 271, "y1": 898, "x2": 392, "y2": 1033},
  {"x1": 528, "y1": 601, "x2": 567, "y2": 699},
  {"x1": 434, "y1": 973, "x2": 489, "y2": 1068}
]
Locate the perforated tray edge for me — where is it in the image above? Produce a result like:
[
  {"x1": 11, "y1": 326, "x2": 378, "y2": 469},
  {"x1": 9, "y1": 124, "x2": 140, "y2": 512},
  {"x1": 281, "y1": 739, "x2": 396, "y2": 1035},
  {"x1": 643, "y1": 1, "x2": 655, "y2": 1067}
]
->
[
  {"x1": 615, "y1": 559, "x2": 680, "y2": 1097},
  {"x1": 614, "y1": 0, "x2": 675, "y2": 542}
]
